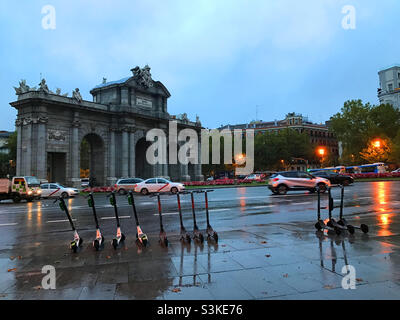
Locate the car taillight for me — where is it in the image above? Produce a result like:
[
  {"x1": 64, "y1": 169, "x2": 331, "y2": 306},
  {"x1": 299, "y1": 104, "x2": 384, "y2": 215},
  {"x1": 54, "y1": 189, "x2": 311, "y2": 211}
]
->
[
  {"x1": 114, "y1": 184, "x2": 117, "y2": 188},
  {"x1": 273, "y1": 178, "x2": 279, "y2": 182}
]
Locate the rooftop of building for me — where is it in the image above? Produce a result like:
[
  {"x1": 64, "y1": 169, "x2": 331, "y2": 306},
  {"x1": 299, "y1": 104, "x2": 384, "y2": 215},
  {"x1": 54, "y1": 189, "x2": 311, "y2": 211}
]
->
[
  {"x1": 378, "y1": 64, "x2": 400, "y2": 72},
  {"x1": 219, "y1": 113, "x2": 329, "y2": 130}
]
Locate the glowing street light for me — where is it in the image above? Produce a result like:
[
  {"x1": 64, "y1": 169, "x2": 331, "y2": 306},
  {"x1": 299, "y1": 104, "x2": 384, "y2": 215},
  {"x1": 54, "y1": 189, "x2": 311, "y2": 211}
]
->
[
  {"x1": 373, "y1": 139, "x2": 381, "y2": 148},
  {"x1": 317, "y1": 147, "x2": 326, "y2": 157},
  {"x1": 234, "y1": 153, "x2": 245, "y2": 165}
]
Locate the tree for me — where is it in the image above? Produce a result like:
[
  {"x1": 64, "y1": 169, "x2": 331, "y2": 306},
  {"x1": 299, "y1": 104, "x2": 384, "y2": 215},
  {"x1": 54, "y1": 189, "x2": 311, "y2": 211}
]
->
[
  {"x1": 330, "y1": 100, "x2": 400, "y2": 165},
  {"x1": 5, "y1": 131, "x2": 17, "y2": 162},
  {"x1": 330, "y1": 100, "x2": 373, "y2": 164},
  {"x1": 254, "y1": 129, "x2": 313, "y2": 171},
  {"x1": 359, "y1": 138, "x2": 392, "y2": 163}
]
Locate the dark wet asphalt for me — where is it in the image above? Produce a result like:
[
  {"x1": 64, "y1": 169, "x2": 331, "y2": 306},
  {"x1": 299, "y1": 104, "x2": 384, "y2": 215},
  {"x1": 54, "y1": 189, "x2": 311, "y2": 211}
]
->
[{"x1": 0, "y1": 181, "x2": 399, "y2": 299}]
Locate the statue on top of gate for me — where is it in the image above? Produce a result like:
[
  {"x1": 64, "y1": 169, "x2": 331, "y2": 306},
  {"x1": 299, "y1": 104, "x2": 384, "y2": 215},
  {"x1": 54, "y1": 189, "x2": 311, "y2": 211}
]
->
[{"x1": 131, "y1": 65, "x2": 154, "y2": 89}]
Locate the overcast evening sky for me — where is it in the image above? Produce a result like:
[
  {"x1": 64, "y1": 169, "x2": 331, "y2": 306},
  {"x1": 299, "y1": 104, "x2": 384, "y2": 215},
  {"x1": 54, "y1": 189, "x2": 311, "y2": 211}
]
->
[{"x1": 0, "y1": 0, "x2": 399, "y2": 131}]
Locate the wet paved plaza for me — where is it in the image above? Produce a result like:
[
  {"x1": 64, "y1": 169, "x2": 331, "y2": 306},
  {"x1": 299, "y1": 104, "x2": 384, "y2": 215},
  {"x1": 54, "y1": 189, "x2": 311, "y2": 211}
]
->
[{"x1": 0, "y1": 181, "x2": 399, "y2": 299}]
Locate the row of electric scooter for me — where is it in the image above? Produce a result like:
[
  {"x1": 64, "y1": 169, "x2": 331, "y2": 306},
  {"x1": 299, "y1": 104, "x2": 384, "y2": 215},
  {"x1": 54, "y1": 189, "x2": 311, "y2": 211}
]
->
[
  {"x1": 54, "y1": 189, "x2": 218, "y2": 253},
  {"x1": 314, "y1": 185, "x2": 369, "y2": 235}
]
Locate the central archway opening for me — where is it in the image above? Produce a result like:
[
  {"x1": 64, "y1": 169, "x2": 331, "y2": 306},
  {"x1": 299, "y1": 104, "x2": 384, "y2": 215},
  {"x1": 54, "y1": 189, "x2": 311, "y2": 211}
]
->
[
  {"x1": 135, "y1": 137, "x2": 153, "y2": 179},
  {"x1": 80, "y1": 133, "x2": 105, "y2": 186}
]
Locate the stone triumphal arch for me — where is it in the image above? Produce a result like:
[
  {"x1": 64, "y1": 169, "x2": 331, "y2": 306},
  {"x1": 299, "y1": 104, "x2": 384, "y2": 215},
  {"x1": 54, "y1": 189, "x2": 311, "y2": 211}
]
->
[{"x1": 10, "y1": 66, "x2": 203, "y2": 187}]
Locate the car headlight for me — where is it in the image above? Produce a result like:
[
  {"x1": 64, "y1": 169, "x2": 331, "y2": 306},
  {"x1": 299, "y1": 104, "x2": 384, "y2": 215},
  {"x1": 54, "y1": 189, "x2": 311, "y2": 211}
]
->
[
  {"x1": 27, "y1": 190, "x2": 33, "y2": 195},
  {"x1": 36, "y1": 189, "x2": 42, "y2": 194}
]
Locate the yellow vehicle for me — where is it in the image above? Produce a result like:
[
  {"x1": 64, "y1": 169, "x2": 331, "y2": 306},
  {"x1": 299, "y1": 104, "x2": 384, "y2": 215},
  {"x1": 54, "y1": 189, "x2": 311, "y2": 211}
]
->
[{"x1": 0, "y1": 176, "x2": 42, "y2": 203}]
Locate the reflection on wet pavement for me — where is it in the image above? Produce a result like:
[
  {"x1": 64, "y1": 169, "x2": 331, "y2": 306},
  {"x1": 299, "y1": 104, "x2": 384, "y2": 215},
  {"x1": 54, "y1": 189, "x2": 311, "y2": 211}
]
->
[{"x1": 0, "y1": 181, "x2": 400, "y2": 299}]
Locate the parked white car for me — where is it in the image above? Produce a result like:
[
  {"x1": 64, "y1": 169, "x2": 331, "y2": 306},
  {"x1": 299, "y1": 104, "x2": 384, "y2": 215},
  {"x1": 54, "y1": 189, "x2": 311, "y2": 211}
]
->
[
  {"x1": 134, "y1": 178, "x2": 185, "y2": 195},
  {"x1": 40, "y1": 183, "x2": 79, "y2": 198},
  {"x1": 268, "y1": 171, "x2": 331, "y2": 195}
]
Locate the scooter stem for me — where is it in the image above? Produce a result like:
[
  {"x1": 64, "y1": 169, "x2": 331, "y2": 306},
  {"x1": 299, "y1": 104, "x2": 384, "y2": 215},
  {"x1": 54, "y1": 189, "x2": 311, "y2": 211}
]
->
[
  {"x1": 157, "y1": 194, "x2": 164, "y2": 230},
  {"x1": 112, "y1": 193, "x2": 120, "y2": 227},
  {"x1": 129, "y1": 192, "x2": 140, "y2": 227},
  {"x1": 177, "y1": 193, "x2": 184, "y2": 228},
  {"x1": 205, "y1": 191, "x2": 210, "y2": 227},
  {"x1": 191, "y1": 192, "x2": 197, "y2": 226},
  {"x1": 340, "y1": 185, "x2": 344, "y2": 220},
  {"x1": 317, "y1": 187, "x2": 321, "y2": 220},
  {"x1": 89, "y1": 193, "x2": 100, "y2": 229}
]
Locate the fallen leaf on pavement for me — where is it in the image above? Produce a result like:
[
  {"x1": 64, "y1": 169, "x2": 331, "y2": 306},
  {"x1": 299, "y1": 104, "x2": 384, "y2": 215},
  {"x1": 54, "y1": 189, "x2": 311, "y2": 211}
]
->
[
  {"x1": 17, "y1": 256, "x2": 22, "y2": 260},
  {"x1": 7, "y1": 268, "x2": 17, "y2": 272},
  {"x1": 261, "y1": 241, "x2": 267, "y2": 244},
  {"x1": 33, "y1": 286, "x2": 42, "y2": 290},
  {"x1": 9, "y1": 256, "x2": 15, "y2": 261},
  {"x1": 265, "y1": 254, "x2": 271, "y2": 258},
  {"x1": 283, "y1": 273, "x2": 288, "y2": 278},
  {"x1": 106, "y1": 256, "x2": 111, "y2": 259},
  {"x1": 324, "y1": 285, "x2": 334, "y2": 289},
  {"x1": 171, "y1": 288, "x2": 181, "y2": 293},
  {"x1": 356, "y1": 278, "x2": 363, "y2": 282}
]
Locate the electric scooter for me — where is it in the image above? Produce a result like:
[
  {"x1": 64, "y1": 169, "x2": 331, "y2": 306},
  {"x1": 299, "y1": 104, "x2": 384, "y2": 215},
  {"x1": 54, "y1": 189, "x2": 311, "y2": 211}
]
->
[
  {"x1": 337, "y1": 185, "x2": 369, "y2": 233},
  {"x1": 326, "y1": 187, "x2": 354, "y2": 234},
  {"x1": 128, "y1": 190, "x2": 148, "y2": 247},
  {"x1": 54, "y1": 196, "x2": 83, "y2": 252},
  {"x1": 314, "y1": 186, "x2": 341, "y2": 235},
  {"x1": 177, "y1": 191, "x2": 191, "y2": 243},
  {"x1": 86, "y1": 193, "x2": 105, "y2": 250},
  {"x1": 190, "y1": 191, "x2": 204, "y2": 243},
  {"x1": 152, "y1": 193, "x2": 168, "y2": 247},
  {"x1": 108, "y1": 191, "x2": 126, "y2": 249},
  {"x1": 203, "y1": 190, "x2": 218, "y2": 243}
]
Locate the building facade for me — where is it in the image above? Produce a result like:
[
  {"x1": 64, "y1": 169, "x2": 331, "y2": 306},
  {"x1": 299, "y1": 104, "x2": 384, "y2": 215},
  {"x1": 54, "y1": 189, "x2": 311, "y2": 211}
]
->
[
  {"x1": 378, "y1": 65, "x2": 400, "y2": 109},
  {"x1": 0, "y1": 131, "x2": 12, "y2": 154},
  {"x1": 220, "y1": 113, "x2": 339, "y2": 157},
  {"x1": 10, "y1": 66, "x2": 203, "y2": 187}
]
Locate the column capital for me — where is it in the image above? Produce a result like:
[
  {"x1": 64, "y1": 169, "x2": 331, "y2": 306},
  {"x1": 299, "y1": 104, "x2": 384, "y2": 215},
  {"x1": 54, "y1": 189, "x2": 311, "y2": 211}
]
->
[{"x1": 15, "y1": 119, "x2": 23, "y2": 127}]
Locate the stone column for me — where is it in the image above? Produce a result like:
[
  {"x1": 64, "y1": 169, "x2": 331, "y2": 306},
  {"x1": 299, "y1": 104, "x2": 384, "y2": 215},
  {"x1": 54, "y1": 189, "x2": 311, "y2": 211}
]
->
[
  {"x1": 179, "y1": 164, "x2": 190, "y2": 182},
  {"x1": 70, "y1": 117, "x2": 81, "y2": 188},
  {"x1": 163, "y1": 163, "x2": 169, "y2": 180},
  {"x1": 107, "y1": 128, "x2": 117, "y2": 185},
  {"x1": 195, "y1": 141, "x2": 204, "y2": 181},
  {"x1": 129, "y1": 131, "x2": 135, "y2": 177},
  {"x1": 36, "y1": 116, "x2": 48, "y2": 181},
  {"x1": 122, "y1": 128, "x2": 129, "y2": 177},
  {"x1": 24, "y1": 119, "x2": 33, "y2": 176},
  {"x1": 15, "y1": 119, "x2": 22, "y2": 176}
]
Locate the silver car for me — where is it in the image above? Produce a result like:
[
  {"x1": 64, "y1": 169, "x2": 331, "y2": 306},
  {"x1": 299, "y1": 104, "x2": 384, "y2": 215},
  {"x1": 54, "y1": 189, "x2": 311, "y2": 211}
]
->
[
  {"x1": 40, "y1": 183, "x2": 80, "y2": 198},
  {"x1": 268, "y1": 171, "x2": 331, "y2": 195},
  {"x1": 134, "y1": 178, "x2": 185, "y2": 195}
]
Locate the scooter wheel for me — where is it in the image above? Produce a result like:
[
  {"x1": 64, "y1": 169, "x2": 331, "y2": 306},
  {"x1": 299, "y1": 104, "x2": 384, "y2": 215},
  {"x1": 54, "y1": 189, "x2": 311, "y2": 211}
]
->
[
  {"x1": 93, "y1": 239, "x2": 100, "y2": 251},
  {"x1": 199, "y1": 233, "x2": 204, "y2": 243},
  {"x1": 121, "y1": 234, "x2": 126, "y2": 242},
  {"x1": 314, "y1": 222, "x2": 322, "y2": 231},
  {"x1": 78, "y1": 238, "x2": 83, "y2": 247},
  {"x1": 327, "y1": 220, "x2": 333, "y2": 228},
  {"x1": 338, "y1": 220, "x2": 345, "y2": 226},
  {"x1": 347, "y1": 225, "x2": 355, "y2": 235},
  {"x1": 112, "y1": 239, "x2": 118, "y2": 250},
  {"x1": 142, "y1": 238, "x2": 148, "y2": 247},
  {"x1": 334, "y1": 227, "x2": 341, "y2": 235},
  {"x1": 361, "y1": 224, "x2": 369, "y2": 234}
]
